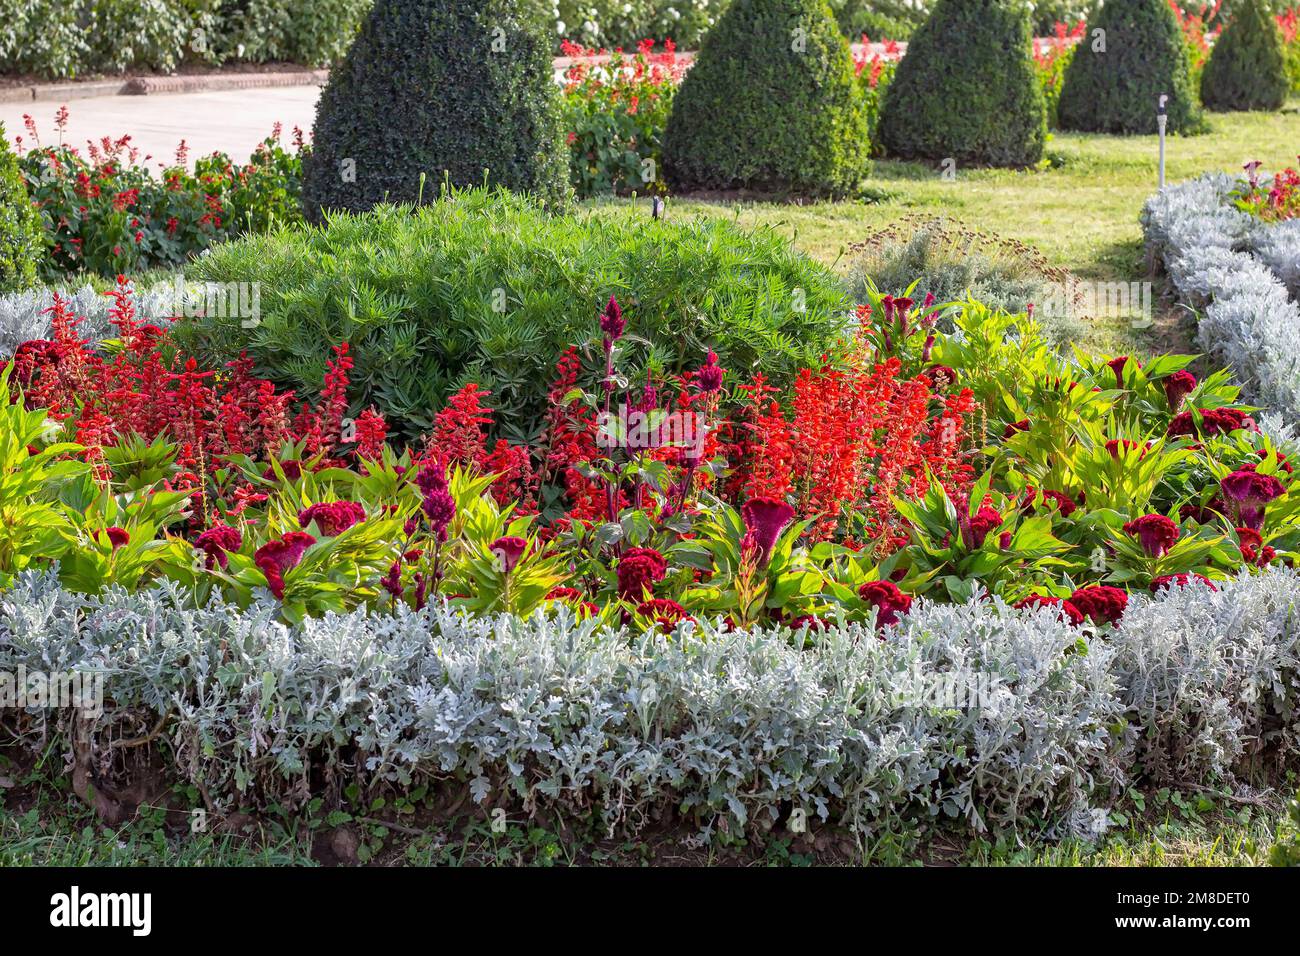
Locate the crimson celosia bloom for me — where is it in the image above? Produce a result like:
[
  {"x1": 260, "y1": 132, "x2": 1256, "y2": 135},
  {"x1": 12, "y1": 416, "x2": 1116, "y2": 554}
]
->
[
  {"x1": 1107, "y1": 355, "x2": 1130, "y2": 387},
  {"x1": 788, "y1": 614, "x2": 829, "y2": 632},
  {"x1": 254, "y1": 531, "x2": 316, "y2": 599},
  {"x1": 298, "y1": 501, "x2": 366, "y2": 536},
  {"x1": 489, "y1": 536, "x2": 528, "y2": 574},
  {"x1": 740, "y1": 495, "x2": 796, "y2": 565},
  {"x1": 1122, "y1": 513, "x2": 1179, "y2": 558},
  {"x1": 599, "y1": 295, "x2": 626, "y2": 341},
  {"x1": 1013, "y1": 594, "x2": 1085, "y2": 626},
  {"x1": 1068, "y1": 585, "x2": 1128, "y2": 626},
  {"x1": 1162, "y1": 370, "x2": 1197, "y2": 411},
  {"x1": 637, "y1": 598, "x2": 692, "y2": 628},
  {"x1": 617, "y1": 547, "x2": 667, "y2": 599},
  {"x1": 194, "y1": 524, "x2": 242, "y2": 570},
  {"x1": 695, "y1": 350, "x2": 724, "y2": 393},
  {"x1": 1150, "y1": 573, "x2": 1217, "y2": 593},
  {"x1": 962, "y1": 505, "x2": 1003, "y2": 549},
  {"x1": 103, "y1": 527, "x2": 129, "y2": 550},
  {"x1": 858, "y1": 580, "x2": 912, "y2": 627},
  {"x1": 1220, "y1": 469, "x2": 1286, "y2": 530},
  {"x1": 1166, "y1": 407, "x2": 1254, "y2": 438},
  {"x1": 1022, "y1": 487, "x2": 1077, "y2": 517},
  {"x1": 1002, "y1": 418, "x2": 1030, "y2": 440}
]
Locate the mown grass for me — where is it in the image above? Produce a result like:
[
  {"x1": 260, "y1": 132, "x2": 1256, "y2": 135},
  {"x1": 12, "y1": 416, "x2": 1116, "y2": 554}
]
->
[{"x1": 593, "y1": 101, "x2": 1300, "y2": 355}]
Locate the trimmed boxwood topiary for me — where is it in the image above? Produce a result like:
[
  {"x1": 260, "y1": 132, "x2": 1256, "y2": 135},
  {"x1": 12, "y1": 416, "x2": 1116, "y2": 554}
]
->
[
  {"x1": 301, "y1": 0, "x2": 571, "y2": 220},
  {"x1": 876, "y1": 0, "x2": 1047, "y2": 168},
  {"x1": 0, "y1": 124, "x2": 41, "y2": 294},
  {"x1": 1057, "y1": 0, "x2": 1203, "y2": 135},
  {"x1": 1201, "y1": 0, "x2": 1290, "y2": 112},
  {"x1": 662, "y1": 0, "x2": 870, "y2": 197}
]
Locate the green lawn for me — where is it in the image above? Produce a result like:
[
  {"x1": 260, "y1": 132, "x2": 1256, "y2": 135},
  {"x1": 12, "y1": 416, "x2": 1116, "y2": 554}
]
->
[{"x1": 594, "y1": 101, "x2": 1300, "y2": 355}]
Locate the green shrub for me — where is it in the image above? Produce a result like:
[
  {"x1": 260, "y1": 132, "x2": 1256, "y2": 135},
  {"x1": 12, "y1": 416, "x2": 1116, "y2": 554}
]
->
[
  {"x1": 301, "y1": 0, "x2": 571, "y2": 219},
  {"x1": 0, "y1": 124, "x2": 40, "y2": 293},
  {"x1": 877, "y1": 0, "x2": 1047, "y2": 167},
  {"x1": 1201, "y1": 0, "x2": 1289, "y2": 112},
  {"x1": 178, "y1": 188, "x2": 852, "y2": 441},
  {"x1": 662, "y1": 0, "x2": 870, "y2": 196},
  {"x1": 1057, "y1": 0, "x2": 1204, "y2": 134}
]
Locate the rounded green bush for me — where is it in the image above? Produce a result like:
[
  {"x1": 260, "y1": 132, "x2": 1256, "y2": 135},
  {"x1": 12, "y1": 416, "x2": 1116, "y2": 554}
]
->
[
  {"x1": 0, "y1": 124, "x2": 41, "y2": 294},
  {"x1": 1057, "y1": 0, "x2": 1203, "y2": 134},
  {"x1": 179, "y1": 189, "x2": 853, "y2": 441},
  {"x1": 877, "y1": 0, "x2": 1047, "y2": 168},
  {"x1": 662, "y1": 0, "x2": 870, "y2": 197},
  {"x1": 301, "y1": 0, "x2": 572, "y2": 220},
  {"x1": 1201, "y1": 0, "x2": 1289, "y2": 112}
]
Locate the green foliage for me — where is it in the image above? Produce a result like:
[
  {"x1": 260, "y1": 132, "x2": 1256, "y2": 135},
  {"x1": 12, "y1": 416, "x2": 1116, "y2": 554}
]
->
[
  {"x1": 877, "y1": 0, "x2": 1047, "y2": 168},
  {"x1": 0, "y1": 0, "x2": 365, "y2": 78},
  {"x1": 178, "y1": 188, "x2": 852, "y2": 441},
  {"x1": 1201, "y1": 0, "x2": 1290, "y2": 112},
  {"x1": 0, "y1": 125, "x2": 40, "y2": 293},
  {"x1": 0, "y1": 367, "x2": 87, "y2": 586},
  {"x1": 301, "y1": 0, "x2": 571, "y2": 219},
  {"x1": 1271, "y1": 789, "x2": 1300, "y2": 865},
  {"x1": 1058, "y1": 0, "x2": 1204, "y2": 134},
  {"x1": 662, "y1": 0, "x2": 870, "y2": 196}
]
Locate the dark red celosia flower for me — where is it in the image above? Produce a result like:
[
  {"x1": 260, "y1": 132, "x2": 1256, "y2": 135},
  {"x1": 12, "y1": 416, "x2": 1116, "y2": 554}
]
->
[
  {"x1": 1107, "y1": 355, "x2": 1130, "y2": 387},
  {"x1": 1236, "y1": 526, "x2": 1264, "y2": 549},
  {"x1": 617, "y1": 547, "x2": 668, "y2": 599},
  {"x1": 740, "y1": 495, "x2": 796, "y2": 564},
  {"x1": 1167, "y1": 407, "x2": 1254, "y2": 438},
  {"x1": 1068, "y1": 585, "x2": 1128, "y2": 626},
  {"x1": 103, "y1": 527, "x2": 129, "y2": 550},
  {"x1": 298, "y1": 500, "x2": 366, "y2": 536},
  {"x1": 788, "y1": 614, "x2": 829, "y2": 632},
  {"x1": 599, "y1": 295, "x2": 625, "y2": 341},
  {"x1": 194, "y1": 524, "x2": 242, "y2": 570},
  {"x1": 858, "y1": 580, "x2": 912, "y2": 628},
  {"x1": 1255, "y1": 448, "x2": 1294, "y2": 474},
  {"x1": 998, "y1": 530, "x2": 1013, "y2": 549},
  {"x1": 1022, "y1": 487, "x2": 1077, "y2": 517},
  {"x1": 262, "y1": 459, "x2": 303, "y2": 482},
  {"x1": 1013, "y1": 594, "x2": 1085, "y2": 626},
  {"x1": 1002, "y1": 418, "x2": 1030, "y2": 440},
  {"x1": 546, "y1": 586, "x2": 585, "y2": 602},
  {"x1": 637, "y1": 598, "x2": 692, "y2": 628},
  {"x1": 924, "y1": 365, "x2": 957, "y2": 389},
  {"x1": 254, "y1": 531, "x2": 316, "y2": 599},
  {"x1": 695, "y1": 350, "x2": 724, "y2": 393},
  {"x1": 1105, "y1": 438, "x2": 1140, "y2": 459},
  {"x1": 1150, "y1": 573, "x2": 1217, "y2": 593},
  {"x1": 489, "y1": 536, "x2": 528, "y2": 573},
  {"x1": 965, "y1": 505, "x2": 1003, "y2": 549},
  {"x1": 1220, "y1": 469, "x2": 1286, "y2": 530},
  {"x1": 380, "y1": 561, "x2": 403, "y2": 598},
  {"x1": 1162, "y1": 370, "x2": 1197, "y2": 411},
  {"x1": 1180, "y1": 500, "x2": 1223, "y2": 524},
  {"x1": 1122, "y1": 513, "x2": 1179, "y2": 558}
]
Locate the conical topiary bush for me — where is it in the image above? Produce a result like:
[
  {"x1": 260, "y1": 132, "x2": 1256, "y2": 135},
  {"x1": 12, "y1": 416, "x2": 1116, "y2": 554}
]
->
[
  {"x1": 876, "y1": 0, "x2": 1047, "y2": 168},
  {"x1": 301, "y1": 0, "x2": 571, "y2": 219},
  {"x1": 0, "y1": 123, "x2": 40, "y2": 293},
  {"x1": 662, "y1": 0, "x2": 870, "y2": 197},
  {"x1": 1201, "y1": 0, "x2": 1290, "y2": 112},
  {"x1": 1057, "y1": 0, "x2": 1203, "y2": 134}
]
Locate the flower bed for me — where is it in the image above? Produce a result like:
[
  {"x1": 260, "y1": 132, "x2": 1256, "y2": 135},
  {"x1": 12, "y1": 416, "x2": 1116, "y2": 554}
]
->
[
  {"x1": 1142, "y1": 170, "x2": 1300, "y2": 422},
  {"x1": 13, "y1": 110, "x2": 305, "y2": 280},
  {"x1": 2, "y1": 565, "x2": 1296, "y2": 838}
]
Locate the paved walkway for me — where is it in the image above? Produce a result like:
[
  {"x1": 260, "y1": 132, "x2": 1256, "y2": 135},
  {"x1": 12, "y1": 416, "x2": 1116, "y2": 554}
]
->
[{"x1": 3, "y1": 85, "x2": 322, "y2": 165}]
